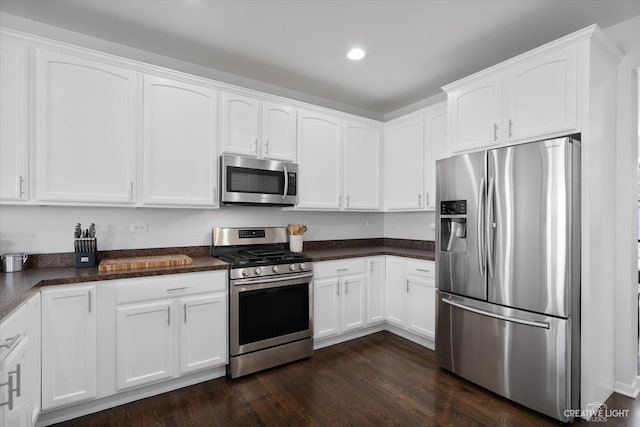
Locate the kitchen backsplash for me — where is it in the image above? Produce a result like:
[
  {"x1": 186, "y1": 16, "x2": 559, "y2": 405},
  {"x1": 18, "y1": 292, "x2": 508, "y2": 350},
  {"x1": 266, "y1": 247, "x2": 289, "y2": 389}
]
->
[{"x1": 0, "y1": 205, "x2": 437, "y2": 254}]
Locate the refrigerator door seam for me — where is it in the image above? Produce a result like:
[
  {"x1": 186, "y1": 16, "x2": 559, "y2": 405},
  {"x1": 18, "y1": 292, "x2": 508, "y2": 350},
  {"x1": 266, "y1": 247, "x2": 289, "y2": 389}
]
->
[{"x1": 441, "y1": 298, "x2": 550, "y2": 329}]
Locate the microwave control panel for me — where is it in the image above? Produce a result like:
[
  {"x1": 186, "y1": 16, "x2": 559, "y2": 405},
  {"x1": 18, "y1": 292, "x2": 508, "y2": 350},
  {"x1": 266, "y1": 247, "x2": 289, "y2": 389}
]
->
[{"x1": 287, "y1": 173, "x2": 297, "y2": 195}]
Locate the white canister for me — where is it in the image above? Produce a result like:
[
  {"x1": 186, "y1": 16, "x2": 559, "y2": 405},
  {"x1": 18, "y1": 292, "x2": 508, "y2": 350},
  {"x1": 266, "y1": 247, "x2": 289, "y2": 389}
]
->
[{"x1": 289, "y1": 235, "x2": 303, "y2": 253}]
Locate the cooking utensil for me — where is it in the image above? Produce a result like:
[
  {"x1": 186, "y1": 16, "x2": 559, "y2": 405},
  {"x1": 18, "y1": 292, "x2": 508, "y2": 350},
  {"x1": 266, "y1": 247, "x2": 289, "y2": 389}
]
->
[{"x1": 1, "y1": 253, "x2": 28, "y2": 273}]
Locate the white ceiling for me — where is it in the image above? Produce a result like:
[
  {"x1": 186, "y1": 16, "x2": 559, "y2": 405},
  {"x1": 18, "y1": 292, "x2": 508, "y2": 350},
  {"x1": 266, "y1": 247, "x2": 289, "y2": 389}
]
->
[{"x1": 1, "y1": 0, "x2": 639, "y2": 117}]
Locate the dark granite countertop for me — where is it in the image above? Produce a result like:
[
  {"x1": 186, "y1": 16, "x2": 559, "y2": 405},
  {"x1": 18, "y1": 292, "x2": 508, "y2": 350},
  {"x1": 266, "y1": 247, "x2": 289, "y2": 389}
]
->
[
  {"x1": 1, "y1": 238, "x2": 435, "y2": 322},
  {"x1": 0, "y1": 257, "x2": 229, "y2": 321}
]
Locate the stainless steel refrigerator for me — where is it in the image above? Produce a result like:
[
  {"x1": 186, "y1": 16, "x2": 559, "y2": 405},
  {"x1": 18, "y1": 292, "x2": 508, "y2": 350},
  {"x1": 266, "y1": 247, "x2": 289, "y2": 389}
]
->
[{"x1": 435, "y1": 137, "x2": 580, "y2": 422}]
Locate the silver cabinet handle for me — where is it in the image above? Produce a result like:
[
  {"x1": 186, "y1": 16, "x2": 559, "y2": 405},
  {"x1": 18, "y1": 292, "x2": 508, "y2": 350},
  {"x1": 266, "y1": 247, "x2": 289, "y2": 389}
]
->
[
  {"x1": 477, "y1": 176, "x2": 486, "y2": 277},
  {"x1": 0, "y1": 334, "x2": 19, "y2": 350},
  {"x1": 416, "y1": 268, "x2": 431, "y2": 273},
  {"x1": 265, "y1": 140, "x2": 269, "y2": 155},
  {"x1": 335, "y1": 284, "x2": 340, "y2": 297},
  {"x1": 336, "y1": 268, "x2": 349, "y2": 272},
  {"x1": 166, "y1": 287, "x2": 188, "y2": 292},
  {"x1": 346, "y1": 195, "x2": 350, "y2": 207},
  {"x1": 167, "y1": 306, "x2": 171, "y2": 326},
  {"x1": 508, "y1": 119, "x2": 513, "y2": 138},
  {"x1": 441, "y1": 298, "x2": 550, "y2": 329},
  {"x1": 418, "y1": 193, "x2": 422, "y2": 207},
  {"x1": 88, "y1": 290, "x2": 92, "y2": 313},
  {"x1": 253, "y1": 138, "x2": 258, "y2": 153},
  {"x1": 283, "y1": 166, "x2": 289, "y2": 200},
  {"x1": 18, "y1": 175, "x2": 25, "y2": 198},
  {"x1": 184, "y1": 303, "x2": 187, "y2": 323},
  {"x1": 12, "y1": 364, "x2": 21, "y2": 398},
  {"x1": 369, "y1": 262, "x2": 373, "y2": 273},
  {"x1": 406, "y1": 279, "x2": 410, "y2": 293},
  {"x1": 344, "y1": 282, "x2": 349, "y2": 295},
  {"x1": 213, "y1": 186, "x2": 217, "y2": 204},
  {"x1": 426, "y1": 192, "x2": 430, "y2": 207},
  {"x1": 338, "y1": 194, "x2": 342, "y2": 206},
  {"x1": 493, "y1": 123, "x2": 498, "y2": 141},
  {"x1": 129, "y1": 182, "x2": 134, "y2": 201}
]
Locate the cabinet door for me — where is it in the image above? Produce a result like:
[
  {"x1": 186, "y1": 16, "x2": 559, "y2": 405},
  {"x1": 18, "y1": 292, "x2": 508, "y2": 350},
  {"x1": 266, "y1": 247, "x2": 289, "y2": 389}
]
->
[
  {"x1": 262, "y1": 101, "x2": 296, "y2": 161},
  {"x1": 341, "y1": 275, "x2": 366, "y2": 332},
  {"x1": 314, "y1": 277, "x2": 341, "y2": 339},
  {"x1": 34, "y1": 48, "x2": 137, "y2": 204},
  {"x1": 406, "y1": 276, "x2": 436, "y2": 339},
  {"x1": 179, "y1": 293, "x2": 227, "y2": 375},
  {"x1": 220, "y1": 91, "x2": 259, "y2": 156},
  {"x1": 142, "y1": 75, "x2": 218, "y2": 207},
  {"x1": 343, "y1": 120, "x2": 382, "y2": 210},
  {"x1": 425, "y1": 103, "x2": 447, "y2": 210},
  {"x1": 448, "y1": 73, "x2": 502, "y2": 153},
  {"x1": 366, "y1": 257, "x2": 386, "y2": 324},
  {"x1": 26, "y1": 294, "x2": 41, "y2": 426},
  {"x1": 506, "y1": 46, "x2": 577, "y2": 142},
  {"x1": 116, "y1": 300, "x2": 175, "y2": 391},
  {"x1": 385, "y1": 257, "x2": 406, "y2": 327},
  {"x1": 0, "y1": 339, "x2": 28, "y2": 427},
  {"x1": 42, "y1": 285, "x2": 97, "y2": 410},
  {"x1": 384, "y1": 116, "x2": 425, "y2": 210},
  {"x1": 0, "y1": 38, "x2": 28, "y2": 201},
  {"x1": 297, "y1": 110, "x2": 342, "y2": 209}
]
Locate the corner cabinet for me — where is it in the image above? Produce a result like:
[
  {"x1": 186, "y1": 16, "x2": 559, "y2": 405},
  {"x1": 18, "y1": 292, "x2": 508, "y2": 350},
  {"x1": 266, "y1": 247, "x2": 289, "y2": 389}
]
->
[
  {"x1": 0, "y1": 37, "x2": 29, "y2": 202},
  {"x1": 142, "y1": 74, "x2": 219, "y2": 207},
  {"x1": 384, "y1": 114, "x2": 425, "y2": 210},
  {"x1": 34, "y1": 47, "x2": 137, "y2": 204},
  {"x1": 41, "y1": 284, "x2": 97, "y2": 410},
  {"x1": 366, "y1": 257, "x2": 386, "y2": 325},
  {"x1": 425, "y1": 103, "x2": 448, "y2": 210},
  {"x1": 296, "y1": 110, "x2": 342, "y2": 209},
  {"x1": 343, "y1": 120, "x2": 382, "y2": 210},
  {"x1": 220, "y1": 92, "x2": 296, "y2": 161}
]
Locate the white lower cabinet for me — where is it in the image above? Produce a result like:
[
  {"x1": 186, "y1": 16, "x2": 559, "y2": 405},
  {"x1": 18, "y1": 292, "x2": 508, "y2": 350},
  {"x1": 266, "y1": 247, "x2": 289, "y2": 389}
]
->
[
  {"x1": 26, "y1": 294, "x2": 41, "y2": 426},
  {"x1": 0, "y1": 338, "x2": 28, "y2": 427},
  {"x1": 386, "y1": 257, "x2": 436, "y2": 339},
  {"x1": 111, "y1": 271, "x2": 228, "y2": 392},
  {"x1": 366, "y1": 257, "x2": 386, "y2": 325},
  {"x1": 41, "y1": 284, "x2": 97, "y2": 410},
  {"x1": 313, "y1": 259, "x2": 366, "y2": 339}
]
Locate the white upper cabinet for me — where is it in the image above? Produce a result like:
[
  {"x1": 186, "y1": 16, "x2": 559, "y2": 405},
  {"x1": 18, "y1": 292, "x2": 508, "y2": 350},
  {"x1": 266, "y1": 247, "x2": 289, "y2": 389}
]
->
[
  {"x1": 343, "y1": 120, "x2": 382, "y2": 210},
  {"x1": 0, "y1": 38, "x2": 28, "y2": 202},
  {"x1": 142, "y1": 75, "x2": 218, "y2": 207},
  {"x1": 446, "y1": 40, "x2": 581, "y2": 153},
  {"x1": 505, "y1": 46, "x2": 577, "y2": 143},
  {"x1": 447, "y1": 73, "x2": 502, "y2": 153},
  {"x1": 220, "y1": 92, "x2": 296, "y2": 161},
  {"x1": 261, "y1": 101, "x2": 296, "y2": 161},
  {"x1": 384, "y1": 114, "x2": 425, "y2": 210},
  {"x1": 425, "y1": 103, "x2": 448, "y2": 210},
  {"x1": 296, "y1": 110, "x2": 342, "y2": 209},
  {"x1": 219, "y1": 91, "x2": 260, "y2": 157},
  {"x1": 34, "y1": 47, "x2": 137, "y2": 204}
]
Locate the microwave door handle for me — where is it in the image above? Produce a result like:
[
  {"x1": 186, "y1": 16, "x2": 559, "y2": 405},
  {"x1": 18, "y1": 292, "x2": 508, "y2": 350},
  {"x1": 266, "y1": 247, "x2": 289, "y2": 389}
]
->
[{"x1": 283, "y1": 166, "x2": 288, "y2": 200}]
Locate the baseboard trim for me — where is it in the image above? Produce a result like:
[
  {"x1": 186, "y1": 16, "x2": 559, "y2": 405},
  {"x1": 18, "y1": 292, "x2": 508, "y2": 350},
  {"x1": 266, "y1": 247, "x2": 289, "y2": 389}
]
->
[{"x1": 614, "y1": 376, "x2": 640, "y2": 399}]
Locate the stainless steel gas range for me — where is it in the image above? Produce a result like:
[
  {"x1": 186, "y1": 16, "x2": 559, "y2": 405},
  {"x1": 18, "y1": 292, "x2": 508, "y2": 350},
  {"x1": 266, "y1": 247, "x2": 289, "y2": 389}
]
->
[{"x1": 212, "y1": 227, "x2": 313, "y2": 378}]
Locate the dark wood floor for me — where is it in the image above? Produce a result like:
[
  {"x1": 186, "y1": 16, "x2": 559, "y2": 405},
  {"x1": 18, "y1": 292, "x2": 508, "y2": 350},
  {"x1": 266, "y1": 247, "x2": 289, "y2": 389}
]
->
[{"x1": 55, "y1": 331, "x2": 639, "y2": 426}]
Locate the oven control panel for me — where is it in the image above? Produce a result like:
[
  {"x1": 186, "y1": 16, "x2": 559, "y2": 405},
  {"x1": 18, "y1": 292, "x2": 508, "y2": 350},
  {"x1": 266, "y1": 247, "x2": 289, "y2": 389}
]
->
[{"x1": 231, "y1": 262, "x2": 312, "y2": 280}]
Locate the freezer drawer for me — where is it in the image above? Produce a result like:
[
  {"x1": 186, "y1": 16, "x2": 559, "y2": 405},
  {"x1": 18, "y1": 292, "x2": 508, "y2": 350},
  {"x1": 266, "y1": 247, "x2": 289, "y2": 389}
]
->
[{"x1": 436, "y1": 291, "x2": 575, "y2": 422}]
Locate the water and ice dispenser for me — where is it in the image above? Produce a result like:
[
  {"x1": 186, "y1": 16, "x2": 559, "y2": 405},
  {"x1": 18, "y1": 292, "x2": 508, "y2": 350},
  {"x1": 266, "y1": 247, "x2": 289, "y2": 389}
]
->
[{"x1": 440, "y1": 200, "x2": 467, "y2": 253}]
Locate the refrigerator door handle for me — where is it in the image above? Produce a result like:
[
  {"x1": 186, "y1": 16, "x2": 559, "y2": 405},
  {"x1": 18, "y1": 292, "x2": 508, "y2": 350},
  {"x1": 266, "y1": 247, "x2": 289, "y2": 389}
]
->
[
  {"x1": 441, "y1": 298, "x2": 550, "y2": 329},
  {"x1": 477, "y1": 177, "x2": 486, "y2": 277},
  {"x1": 487, "y1": 176, "x2": 496, "y2": 278}
]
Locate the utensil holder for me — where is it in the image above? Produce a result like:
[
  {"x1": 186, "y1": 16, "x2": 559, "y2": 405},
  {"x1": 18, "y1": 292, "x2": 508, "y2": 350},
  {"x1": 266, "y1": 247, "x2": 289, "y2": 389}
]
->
[
  {"x1": 289, "y1": 235, "x2": 303, "y2": 253},
  {"x1": 75, "y1": 238, "x2": 97, "y2": 268}
]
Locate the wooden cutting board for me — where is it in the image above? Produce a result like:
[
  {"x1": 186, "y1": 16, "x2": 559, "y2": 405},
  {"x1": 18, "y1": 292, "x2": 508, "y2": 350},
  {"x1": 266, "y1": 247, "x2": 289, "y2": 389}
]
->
[{"x1": 98, "y1": 255, "x2": 193, "y2": 272}]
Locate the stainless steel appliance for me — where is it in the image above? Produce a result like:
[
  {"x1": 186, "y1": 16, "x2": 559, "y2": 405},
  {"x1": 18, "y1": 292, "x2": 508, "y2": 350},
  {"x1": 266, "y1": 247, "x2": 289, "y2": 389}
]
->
[
  {"x1": 212, "y1": 227, "x2": 313, "y2": 378},
  {"x1": 435, "y1": 137, "x2": 580, "y2": 422},
  {"x1": 220, "y1": 154, "x2": 298, "y2": 206}
]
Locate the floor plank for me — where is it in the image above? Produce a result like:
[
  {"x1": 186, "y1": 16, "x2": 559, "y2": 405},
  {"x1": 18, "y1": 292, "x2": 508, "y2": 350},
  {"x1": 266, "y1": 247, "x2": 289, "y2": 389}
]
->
[{"x1": 54, "y1": 331, "x2": 638, "y2": 426}]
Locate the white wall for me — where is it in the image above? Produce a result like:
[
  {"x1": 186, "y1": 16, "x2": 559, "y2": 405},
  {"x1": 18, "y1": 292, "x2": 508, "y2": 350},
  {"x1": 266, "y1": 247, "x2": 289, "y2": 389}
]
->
[
  {"x1": 383, "y1": 211, "x2": 436, "y2": 241},
  {"x1": 0, "y1": 205, "x2": 385, "y2": 254},
  {"x1": 603, "y1": 14, "x2": 640, "y2": 397}
]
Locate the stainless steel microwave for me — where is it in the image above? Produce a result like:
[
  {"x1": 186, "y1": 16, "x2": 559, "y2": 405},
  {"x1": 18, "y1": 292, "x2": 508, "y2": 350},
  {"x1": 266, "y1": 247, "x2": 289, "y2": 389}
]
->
[{"x1": 220, "y1": 154, "x2": 298, "y2": 206}]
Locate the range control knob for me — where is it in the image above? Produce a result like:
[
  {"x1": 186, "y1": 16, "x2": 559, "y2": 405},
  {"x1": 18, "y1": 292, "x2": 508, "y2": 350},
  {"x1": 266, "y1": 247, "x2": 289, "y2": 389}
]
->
[
  {"x1": 242, "y1": 268, "x2": 250, "y2": 277},
  {"x1": 299, "y1": 263, "x2": 307, "y2": 271},
  {"x1": 289, "y1": 264, "x2": 297, "y2": 271},
  {"x1": 272, "y1": 265, "x2": 280, "y2": 273},
  {"x1": 254, "y1": 267, "x2": 263, "y2": 275}
]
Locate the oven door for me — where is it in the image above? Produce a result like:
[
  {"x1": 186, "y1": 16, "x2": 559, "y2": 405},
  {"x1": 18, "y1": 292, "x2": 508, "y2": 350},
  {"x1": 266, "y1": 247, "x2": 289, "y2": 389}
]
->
[
  {"x1": 230, "y1": 272, "x2": 313, "y2": 356},
  {"x1": 221, "y1": 154, "x2": 298, "y2": 206}
]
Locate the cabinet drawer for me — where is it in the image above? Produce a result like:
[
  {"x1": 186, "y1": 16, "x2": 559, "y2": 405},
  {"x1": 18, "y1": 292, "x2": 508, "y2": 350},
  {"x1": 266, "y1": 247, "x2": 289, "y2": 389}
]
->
[
  {"x1": 314, "y1": 259, "x2": 366, "y2": 279},
  {"x1": 406, "y1": 260, "x2": 435, "y2": 278},
  {"x1": 0, "y1": 304, "x2": 27, "y2": 362},
  {"x1": 117, "y1": 270, "x2": 227, "y2": 304}
]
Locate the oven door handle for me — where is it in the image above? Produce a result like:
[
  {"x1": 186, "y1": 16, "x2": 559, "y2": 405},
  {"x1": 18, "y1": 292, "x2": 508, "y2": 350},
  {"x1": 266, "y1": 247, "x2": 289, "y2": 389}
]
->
[{"x1": 232, "y1": 272, "x2": 313, "y2": 286}]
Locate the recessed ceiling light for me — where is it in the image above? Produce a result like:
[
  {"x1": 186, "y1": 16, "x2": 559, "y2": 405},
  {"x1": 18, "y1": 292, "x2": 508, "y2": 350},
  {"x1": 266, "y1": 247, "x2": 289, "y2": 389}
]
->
[{"x1": 347, "y1": 47, "x2": 366, "y2": 61}]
